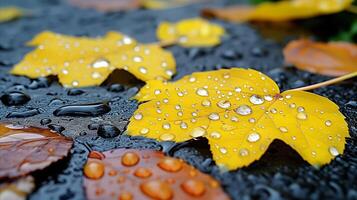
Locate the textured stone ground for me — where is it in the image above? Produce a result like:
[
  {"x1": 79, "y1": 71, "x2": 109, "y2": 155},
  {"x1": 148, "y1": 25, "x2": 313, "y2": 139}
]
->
[{"x1": 0, "y1": 0, "x2": 356, "y2": 199}]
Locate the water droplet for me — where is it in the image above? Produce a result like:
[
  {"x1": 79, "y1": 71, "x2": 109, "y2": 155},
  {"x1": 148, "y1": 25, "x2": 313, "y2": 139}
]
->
[
  {"x1": 235, "y1": 105, "x2": 252, "y2": 116},
  {"x1": 239, "y1": 149, "x2": 249, "y2": 157},
  {"x1": 189, "y1": 77, "x2": 196, "y2": 82},
  {"x1": 84, "y1": 161, "x2": 105, "y2": 179},
  {"x1": 157, "y1": 158, "x2": 183, "y2": 172},
  {"x1": 279, "y1": 126, "x2": 288, "y2": 133},
  {"x1": 140, "y1": 180, "x2": 173, "y2": 200},
  {"x1": 210, "y1": 131, "x2": 221, "y2": 139},
  {"x1": 249, "y1": 95, "x2": 264, "y2": 105},
  {"x1": 190, "y1": 127, "x2": 206, "y2": 138},
  {"x1": 154, "y1": 90, "x2": 161, "y2": 95},
  {"x1": 297, "y1": 106, "x2": 305, "y2": 112},
  {"x1": 270, "y1": 108, "x2": 277, "y2": 114},
  {"x1": 264, "y1": 95, "x2": 273, "y2": 101},
  {"x1": 91, "y1": 72, "x2": 101, "y2": 79},
  {"x1": 91, "y1": 59, "x2": 110, "y2": 68},
  {"x1": 72, "y1": 81, "x2": 79, "y2": 87},
  {"x1": 289, "y1": 103, "x2": 296, "y2": 108},
  {"x1": 97, "y1": 124, "x2": 121, "y2": 138},
  {"x1": 122, "y1": 36, "x2": 133, "y2": 45},
  {"x1": 180, "y1": 122, "x2": 188, "y2": 129},
  {"x1": 325, "y1": 120, "x2": 332, "y2": 127},
  {"x1": 160, "y1": 133, "x2": 175, "y2": 141},
  {"x1": 201, "y1": 100, "x2": 211, "y2": 107},
  {"x1": 134, "y1": 113, "x2": 143, "y2": 120},
  {"x1": 296, "y1": 112, "x2": 307, "y2": 120},
  {"x1": 140, "y1": 128, "x2": 149, "y2": 135},
  {"x1": 329, "y1": 147, "x2": 339, "y2": 156},
  {"x1": 217, "y1": 100, "x2": 231, "y2": 109},
  {"x1": 166, "y1": 69, "x2": 174, "y2": 76},
  {"x1": 247, "y1": 132, "x2": 260, "y2": 142},
  {"x1": 139, "y1": 67, "x2": 148, "y2": 74},
  {"x1": 220, "y1": 147, "x2": 228, "y2": 154},
  {"x1": 121, "y1": 152, "x2": 140, "y2": 167},
  {"x1": 181, "y1": 179, "x2": 206, "y2": 197},
  {"x1": 134, "y1": 168, "x2": 152, "y2": 178},
  {"x1": 133, "y1": 56, "x2": 143, "y2": 62},
  {"x1": 196, "y1": 88, "x2": 209, "y2": 97},
  {"x1": 53, "y1": 102, "x2": 111, "y2": 117},
  {"x1": 1, "y1": 91, "x2": 31, "y2": 106},
  {"x1": 235, "y1": 87, "x2": 242, "y2": 92},
  {"x1": 119, "y1": 192, "x2": 133, "y2": 200},
  {"x1": 162, "y1": 123, "x2": 171, "y2": 130},
  {"x1": 208, "y1": 113, "x2": 220, "y2": 121}
]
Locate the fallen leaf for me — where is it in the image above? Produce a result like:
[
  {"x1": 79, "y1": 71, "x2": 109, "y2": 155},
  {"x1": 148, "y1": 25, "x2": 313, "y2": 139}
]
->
[
  {"x1": 0, "y1": 176, "x2": 35, "y2": 200},
  {"x1": 143, "y1": 0, "x2": 206, "y2": 9},
  {"x1": 284, "y1": 39, "x2": 357, "y2": 76},
  {"x1": 11, "y1": 31, "x2": 176, "y2": 88},
  {"x1": 83, "y1": 149, "x2": 230, "y2": 200},
  {"x1": 0, "y1": 7, "x2": 24, "y2": 23},
  {"x1": 157, "y1": 18, "x2": 225, "y2": 47},
  {"x1": 127, "y1": 68, "x2": 349, "y2": 170},
  {"x1": 202, "y1": 0, "x2": 353, "y2": 22},
  {"x1": 0, "y1": 124, "x2": 73, "y2": 179},
  {"x1": 67, "y1": 0, "x2": 141, "y2": 12}
]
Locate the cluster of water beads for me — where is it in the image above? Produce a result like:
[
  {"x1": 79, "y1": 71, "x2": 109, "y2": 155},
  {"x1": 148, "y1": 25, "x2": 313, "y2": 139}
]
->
[{"x1": 83, "y1": 150, "x2": 229, "y2": 200}]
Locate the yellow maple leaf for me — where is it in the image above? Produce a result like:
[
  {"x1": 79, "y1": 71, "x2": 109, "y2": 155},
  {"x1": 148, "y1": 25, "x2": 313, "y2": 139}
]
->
[
  {"x1": 11, "y1": 31, "x2": 176, "y2": 87},
  {"x1": 156, "y1": 18, "x2": 225, "y2": 47},
  {"x1": 202, "y1": 0, "x2": 353, "y2": 22},
  {"x1": 0, "y1": 7, "x2": 24, "y2": 23},
  {"x1": 127, "y1": 68, "x2": 349, "y2": 170}
]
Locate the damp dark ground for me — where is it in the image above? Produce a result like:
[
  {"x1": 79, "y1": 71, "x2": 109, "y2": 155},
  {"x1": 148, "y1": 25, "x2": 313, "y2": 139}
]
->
[{"x1": 0, "y1": 0, "x2": 357, "y2": 199}]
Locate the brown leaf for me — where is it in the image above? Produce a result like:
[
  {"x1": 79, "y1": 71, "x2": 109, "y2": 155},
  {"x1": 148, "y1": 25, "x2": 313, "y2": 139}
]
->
[
  {"x1": 68, "y1": 0, "x2": 141, "y2": 12},
  {"x1": 0, "y1": 124, "x2": 73, "y2": 179},
  {"x1": 284, "y1": 39, "x2": 357, "y2": 76},
  {"x1": 83, "y1": 149, "x2": 230, "y2": 200}
]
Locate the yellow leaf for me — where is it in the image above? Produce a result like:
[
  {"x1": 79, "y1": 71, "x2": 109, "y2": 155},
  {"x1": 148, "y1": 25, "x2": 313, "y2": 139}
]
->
[
  {"x1": 0, "y1": 7, "x2": 23, "y2": 23},
  {"x1": 127, "y1": 68, "x2": 349, "y2": 170},
  {"x1": 202, "y1": 0, "x2": 353, "y2": 22},
  {"x1": 12, "y1": 31, "x2": 176, "y2": 88},
  {"x1": 156, "y1": 18, "x2": 225, "y2": 47}
]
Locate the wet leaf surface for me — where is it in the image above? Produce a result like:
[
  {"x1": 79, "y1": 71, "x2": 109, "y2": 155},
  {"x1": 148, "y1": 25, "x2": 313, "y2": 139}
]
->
[
  {"x1": 0, "y1": 7, "x2": 23, "y2": 23},
  {"x1": 128, "y1": 68, "x2": 349, "y2": 170},
  {"x1": 202, "y1": 0, "x2": 353, "y2": 22},
  {"x1": 157, "y1": 18, "x2": 225, "y2": 47},
  {"x1": 67, "y1": 0, "x2": 141, "y2": 12},
  {"x1": 11, "y1": 31, "x2": 176, "y2": 88},
  {"x1": 284, "y1": 39, "x2": 357, "y2": 76},
  {"x1": 0, "y1": 124, "x2": 73, "y2": 179},
  {"x1": 83, "y1": 149, "x2": 230, "y2": 200}
]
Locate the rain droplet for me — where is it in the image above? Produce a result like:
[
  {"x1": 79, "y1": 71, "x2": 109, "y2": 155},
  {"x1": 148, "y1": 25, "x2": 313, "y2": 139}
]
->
[
  {"x1": 325, "y1": 120, "x2": 332, "y2": 127},
  {"x1": 239, "y1": 149, "x2": 249, "y2": 157},
  {"x1": 247, "y1": 132, "x2": 260, "y2": 142},
  {"x1": 264, "y1": 95, "x2": 273, "y2": 101},
  {"x1": 235, "y1": 105, "x2": 252, "y2": 116},
  {"x1": 166, "y1": 70, "x2": 174, "y2": 76},
  {"x1": 217, "y1": 100, "x2": 231, "y2": 109},
  {"x1": 160, "y1": 133, "x2": 175, "y2": 141},
  {"x1": 91, "y1": 59, "x2": 110, "y2": 68},
  {"x1": 134, "y1": 113, "x2": 143, "y2": 120},
  {"x1": 296, "y1": 112, "x2": 307, "y2": 120},
  {"x1": 162, "y1": 123, "x2": 171, "y2": 130},
  {"x1": 134, "y1": 168, "x2": 152, "y2": 178},
  {"x1": 140, "y1": 180, "x2": 173, "y2": 200},
  {"x1": 72, "y1": 81, "x2": 79, "y2": 87},
  {"x1": 201, "y1": 100, "x2": 211, "y2": 107},
  {"x1": 154, "y1": 90, "x2": 161, "y2": 95},
  {"x1": 235, "y1": 87, "x2": 242, "y2": 92},
  {"x1": 208, "y1": 113, "x2": 220, "y2": 121},
  {"x1": 91, "y1": 72, "x2": 101, "y2": 79},
  {"x1": 220, "y1": 147, "x2": 228, "y2": 154},
  {"x1": 181, "y1": 179, "x2": 206, "y2": 197},
  {"x1": 84, "y1": 161, "x2": 105, "y2": 179},
  {"x1": 329, "y1": 146, "x2": 339, "y2": 156},
  {"x1": 189, "y1": 77, "x2": 196, "y2": 82},
  {"x1": 119, "y1": 192, "x2": 133, "y2": 200},
  {"x1": 196, "y1": 88, "x2": 209, "y2": 97},
  {"x1": 157, "y1": 158, "x2": 182, "y2": 172},
  {"x1": 180, "y1": 122, "x2": 188, "y2": 129},
  {"x1": 122, "y1": 36, "x2": 133, "y2": 45},
  {"x1": 289, "y1": 103, "x2": 296, "y2": 108},
  {"x1": 190, "y1": 127, "x2": 206, "y2": 138},
  {"x1": 122, "y1": 152, "x2": 140, "y2": 167},
  {"x1": 297, "y1": 106, "x2": 305, "y2": 112},
  {"x1": 270, "y1": 108, "x2": 277, "y2": 114},
  {"x1": 210, "y1": 131, "x2": 221, "y2": 139},
  {"x1": 279, "y1": 126, "x2": 288, "y2": 133},
  {"x1": 140, "y1": 128, "x2": 149, "y2": 135},
  {"x1": 249, "y1": 95, "x2": 264, "y2": 105},
  {"x1": 139, "y1": 67, "x2": 148, "y2": 74}
]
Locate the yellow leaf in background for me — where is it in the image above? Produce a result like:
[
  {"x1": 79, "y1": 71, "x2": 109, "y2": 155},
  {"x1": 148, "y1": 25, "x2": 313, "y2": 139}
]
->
[
  {"x1": 11, "y1": 31, "x2": 176, "y2": 88},
  {"x1": 127, "y1": 68, "x2": 349, "y2": 170},
  {"x1": 157, "y1": 18, "x2": 225, "y2": 47},
  {"x1": 143, "y1": 0, "x2": 205, "y2": 9},
  {"x1": 202, "y1": 0, "x2": 353, "y2": 22},
  {"x1": 0, "y1": 7, "x2": 24, "y2": 23}
]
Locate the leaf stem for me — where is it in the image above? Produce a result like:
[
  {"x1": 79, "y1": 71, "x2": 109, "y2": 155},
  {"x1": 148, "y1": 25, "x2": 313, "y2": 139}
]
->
[
  {"x1": 346, "y1": 5, "x2": 357, "y2": 14},
  {"x1": 289, "y1": 72, "x2": 357, "y2": 91}
]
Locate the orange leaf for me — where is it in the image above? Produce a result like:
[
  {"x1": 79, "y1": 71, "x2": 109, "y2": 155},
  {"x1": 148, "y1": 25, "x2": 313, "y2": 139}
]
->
[
  {"x1": 202, "y1": 0, "x2": 353, "y2": 22},
  {"x1": 284, "y1": 39, "x2": 357, "y2": 76},
  {"x1": 83, "y1": 149, "x2": 230, "y2": 200},
  {"x1": 68, "y1": 0, "x2": 141, "y2": 12},
  {"x1": 0, "y1": 124, "x2": 73, "y2": 179}
]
